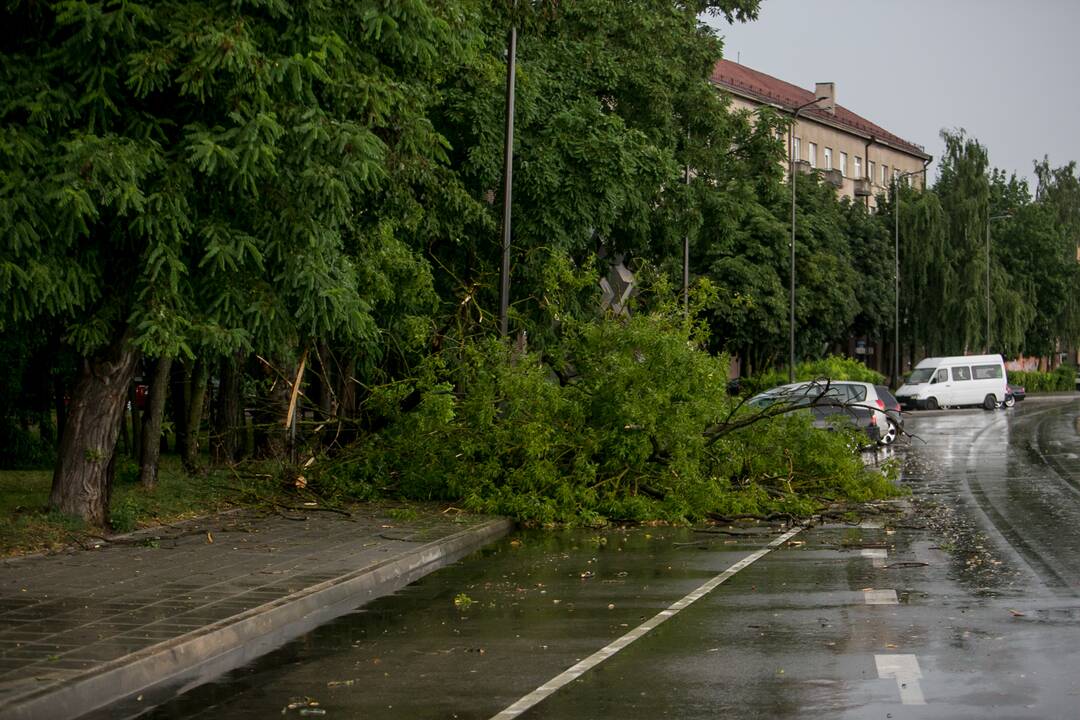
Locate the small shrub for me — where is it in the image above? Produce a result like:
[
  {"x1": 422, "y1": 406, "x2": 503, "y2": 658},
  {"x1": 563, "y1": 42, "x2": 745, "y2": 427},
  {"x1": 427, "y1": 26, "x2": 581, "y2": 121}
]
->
[
  {"x1": 109, "y1": 497, "x2": 139, "y2": 533},
  {"x1": 743, "y1": 355, "x2": 885, "y2": 395},
  {"x1": 1008, "y1": 365, "x2": 1077, "y2": 393},
  {"x1": 0, "y1": 420, "x2": 56, "y2": 470}
]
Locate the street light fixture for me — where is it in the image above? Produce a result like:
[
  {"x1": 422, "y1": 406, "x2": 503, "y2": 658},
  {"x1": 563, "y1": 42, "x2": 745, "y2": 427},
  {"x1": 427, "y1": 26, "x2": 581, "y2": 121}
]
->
[
  {"x1": 986, "y1": 212, "x2": 1011, "y2": 352},
  {"x1": 893, "y1": 164, "x2": 931, "y2": 387},
  {"x1": 789, "y1": 96, "x2": 829, "y2": 382}
]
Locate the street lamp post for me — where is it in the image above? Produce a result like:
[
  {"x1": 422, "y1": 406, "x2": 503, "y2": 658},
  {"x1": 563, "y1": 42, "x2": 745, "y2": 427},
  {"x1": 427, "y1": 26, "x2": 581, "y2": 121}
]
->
[
  {"x1": 986, "y1": 213, "x2": 1011, "y2": 353},
  {"x1": 498, "y1": 7, "x2": 519, "y2": 339},
  {"x1": 789, "y1": 96, "x2": 829, "y2": 382}
]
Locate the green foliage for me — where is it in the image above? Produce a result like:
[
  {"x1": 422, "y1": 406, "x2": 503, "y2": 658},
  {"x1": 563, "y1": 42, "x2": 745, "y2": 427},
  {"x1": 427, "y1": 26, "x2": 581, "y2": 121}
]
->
[
  {"x1": 0, "y1": 420, "x2": 56, "y2": 470},
  {"x1": 1008, "y1": 366, "x2": 1076, "y2": 393},
  {"x1": 108, "y1": 496, "x2": 139, "y2": 533},
  {"x1": 316, "y1": 308, "x2": 899, "y2": 526},
  {"x1": 743, "y1": 355, "x2": 886, "y2": 395}
]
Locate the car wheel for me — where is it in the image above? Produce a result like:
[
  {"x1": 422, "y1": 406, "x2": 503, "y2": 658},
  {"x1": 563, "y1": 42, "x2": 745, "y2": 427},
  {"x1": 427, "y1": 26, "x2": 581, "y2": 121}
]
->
[
  {"x1": 1004, "y1": 394, "x2": 1015, "y2": 408},
  {"x1": 879, "y1": 419, "x2": 899, "y2": 446},
  {"x1": 925, "y1": 397, "x2": 939, "y2": 410},
  {"x1": 983, "y1": 394, "x2": 997, "y2": 410}
]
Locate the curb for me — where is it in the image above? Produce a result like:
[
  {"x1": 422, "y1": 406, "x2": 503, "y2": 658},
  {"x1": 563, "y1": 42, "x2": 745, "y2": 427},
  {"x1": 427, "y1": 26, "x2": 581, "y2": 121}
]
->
[{"x1": 2, "y1": 517, "x2": 513, "y2": 720}]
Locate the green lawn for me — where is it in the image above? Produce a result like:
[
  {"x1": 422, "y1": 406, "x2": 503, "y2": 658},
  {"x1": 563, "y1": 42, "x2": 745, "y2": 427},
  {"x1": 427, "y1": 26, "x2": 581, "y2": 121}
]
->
[{"x1": 0, "y1": 455, "x2": 254, "y2": 556}]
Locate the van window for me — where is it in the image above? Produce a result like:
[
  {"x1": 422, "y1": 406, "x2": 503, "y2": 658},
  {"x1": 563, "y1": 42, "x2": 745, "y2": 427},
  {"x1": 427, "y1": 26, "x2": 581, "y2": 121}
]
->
[
  {"x1": 951, "y1": 366, "x2": 971, "y2": 381},
  {"x1": 934, "y1": 369, "x2": 948, "y2": 383},
  {"x1": 972, "y1": 364, "x2": 1002, "y2": 379}
]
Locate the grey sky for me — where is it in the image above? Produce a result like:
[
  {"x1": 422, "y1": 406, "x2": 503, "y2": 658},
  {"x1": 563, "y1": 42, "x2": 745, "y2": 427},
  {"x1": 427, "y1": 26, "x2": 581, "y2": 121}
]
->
[{"x1": 704, "y1": 0, "x2": 1080, "y2": 188}]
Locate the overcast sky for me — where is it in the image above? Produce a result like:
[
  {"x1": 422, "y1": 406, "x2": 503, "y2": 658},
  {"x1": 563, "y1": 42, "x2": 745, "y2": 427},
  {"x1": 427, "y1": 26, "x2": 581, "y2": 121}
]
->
[{"x1": 704, "y1": 0, "x2": 1080, "y2": 188}]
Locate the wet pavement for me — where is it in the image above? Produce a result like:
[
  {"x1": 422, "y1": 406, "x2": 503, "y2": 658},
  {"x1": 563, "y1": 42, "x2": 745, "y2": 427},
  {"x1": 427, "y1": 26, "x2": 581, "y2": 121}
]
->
[
  {"x1": 126, "y1": 398, "x2": 1080, "y2": 720},
  {"x1": 0, "y1": 504, "x2": 509, "y2": 720},
  {"x1": 6, "y1": 398, "x2": 1080, "y2": 719}
]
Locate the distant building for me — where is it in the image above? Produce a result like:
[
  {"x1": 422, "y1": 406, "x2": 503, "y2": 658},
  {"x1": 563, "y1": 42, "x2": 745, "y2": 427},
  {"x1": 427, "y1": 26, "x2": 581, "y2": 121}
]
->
[{"x1": 710, "y1": 60, "x2": 931, "y2": 206}]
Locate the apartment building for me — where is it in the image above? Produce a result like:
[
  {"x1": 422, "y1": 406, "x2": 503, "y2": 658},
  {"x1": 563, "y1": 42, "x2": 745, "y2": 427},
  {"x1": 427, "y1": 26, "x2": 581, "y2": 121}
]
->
[{"x1": 710, "y1": 59, "x2": 930, "y2": 206}]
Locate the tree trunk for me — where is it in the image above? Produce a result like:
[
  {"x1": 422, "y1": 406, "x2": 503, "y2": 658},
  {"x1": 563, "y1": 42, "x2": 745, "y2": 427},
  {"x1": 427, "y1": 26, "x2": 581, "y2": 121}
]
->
[
  {"x1": 53, "y1": 373, "x2": 67, "y2": 446},
  {"x1": 139, "y1": 356, "x2": 173, "y2": 489},
  {"x1": 336, "y1": 354, "x2": 358, "y2": 446},
  {"x1": 128, "y1": 380, "x2": 142, "y2": 460},
  {"x1": 49, "y1": 329, "x2": 140, "y2": 526},
  {"x1": 317, "y1": 342, "x2": 334, "y2": 418},
  {"x1": 183, "y1": 358, "x2": 210, "y2": 474},
  {"x1": 171, "y1": 361, "x2": 191, "y2": 460},
  {"x1": 212, "y1": 354, "x2": 242, "y2": 464},
  {"x1": 117, "y1": 400, "x2": 130, "y2": 456}
]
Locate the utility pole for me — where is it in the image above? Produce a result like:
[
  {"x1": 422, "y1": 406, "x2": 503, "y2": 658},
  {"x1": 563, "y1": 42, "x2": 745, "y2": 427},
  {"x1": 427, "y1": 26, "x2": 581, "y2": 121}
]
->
[{"x1": 498, "y1": 13, "x2": 518, "y2": 339}]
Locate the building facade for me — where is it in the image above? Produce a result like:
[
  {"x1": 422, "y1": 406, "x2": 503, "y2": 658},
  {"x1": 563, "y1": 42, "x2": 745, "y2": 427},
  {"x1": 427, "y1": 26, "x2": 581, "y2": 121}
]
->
[{"x1": 711, "y1": 60, "x2": 931, "y2": 206}]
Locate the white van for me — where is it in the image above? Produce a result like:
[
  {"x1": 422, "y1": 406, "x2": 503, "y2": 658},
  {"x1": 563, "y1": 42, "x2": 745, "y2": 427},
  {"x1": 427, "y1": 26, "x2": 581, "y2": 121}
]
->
[{"x1": 895, "y1": 354, "x2": 1007, "y2": 410}]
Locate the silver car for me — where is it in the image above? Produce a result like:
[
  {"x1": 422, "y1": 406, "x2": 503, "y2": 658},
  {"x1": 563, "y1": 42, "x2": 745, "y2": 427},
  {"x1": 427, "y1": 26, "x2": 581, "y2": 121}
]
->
[{"x1": 749, "y1": 380, "x2": 901, "y2": 446}]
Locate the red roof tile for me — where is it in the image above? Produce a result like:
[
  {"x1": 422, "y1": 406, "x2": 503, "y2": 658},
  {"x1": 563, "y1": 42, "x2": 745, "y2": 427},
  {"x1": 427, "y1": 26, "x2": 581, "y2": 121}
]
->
[{"x1": 710, "y1": 59, "x2": 929, "y2": 159}]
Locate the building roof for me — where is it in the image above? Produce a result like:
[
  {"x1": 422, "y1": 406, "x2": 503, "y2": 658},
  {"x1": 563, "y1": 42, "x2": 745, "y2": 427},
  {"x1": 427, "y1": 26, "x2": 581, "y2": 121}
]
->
[{"x1": 710, "y1": 59, "x2": 930, "y2": 160}]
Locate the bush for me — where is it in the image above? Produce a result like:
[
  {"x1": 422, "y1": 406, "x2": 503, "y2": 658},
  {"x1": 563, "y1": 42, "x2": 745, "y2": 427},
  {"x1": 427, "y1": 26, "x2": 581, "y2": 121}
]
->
[
  {"x1": 1008, "y1": 365, "x2": 1077, "y2": 393},
  {"x1": 743, "y1": 355, "x2": 886, "y2": 395},
  {"x1": 317, "y1": 312, "x2": 901, "y2": 526},
  {"x1": 0, "y1": 419, "x2": 55, "y2": 470}
]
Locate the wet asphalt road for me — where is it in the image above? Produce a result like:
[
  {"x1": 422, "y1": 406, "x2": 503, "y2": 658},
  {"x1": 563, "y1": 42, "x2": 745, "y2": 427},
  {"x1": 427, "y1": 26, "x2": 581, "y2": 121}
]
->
[{"x1": 129, "y1": 399, "x2": 1080, "y2": 719}]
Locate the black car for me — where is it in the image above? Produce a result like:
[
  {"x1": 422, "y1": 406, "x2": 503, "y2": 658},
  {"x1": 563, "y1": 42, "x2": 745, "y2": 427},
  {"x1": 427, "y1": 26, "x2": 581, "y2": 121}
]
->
[{"x1": 1002, "y1": 383, "x2": 1026, "y2": 408}]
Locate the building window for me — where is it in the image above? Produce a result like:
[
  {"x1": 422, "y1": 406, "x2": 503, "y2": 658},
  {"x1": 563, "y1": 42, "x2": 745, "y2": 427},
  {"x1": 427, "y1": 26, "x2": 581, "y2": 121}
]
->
[
  {"x1": 793, "y1": 137, "x2": 801, "y2": 162},
  {"x1": 868, "y1": 160, "x2": 875, "y2": 183},
  {"x1": 882, "y1": 164, "x2": 888, "y2": 185},
  {"x1": 824, "y1": 147, "x2": 832, "y2": 171},
  {"x1": 854, "y1": 156, "x2": 862, "y2": 179},
  {"x1": 839, "y1": 151, "x2": 848, "y2": 177},
  {"x1": 893, "y1": 168, "x2": 900, "y2": 183},
  {"x1": 807, "y1": 142, "x2": 817, "y2": 168}
]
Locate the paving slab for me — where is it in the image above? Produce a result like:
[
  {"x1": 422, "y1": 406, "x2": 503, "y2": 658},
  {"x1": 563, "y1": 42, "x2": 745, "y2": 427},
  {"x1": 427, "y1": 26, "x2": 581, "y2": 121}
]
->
[{"x1": 0, "y1": 504, "x2": 510, "y2": 720}]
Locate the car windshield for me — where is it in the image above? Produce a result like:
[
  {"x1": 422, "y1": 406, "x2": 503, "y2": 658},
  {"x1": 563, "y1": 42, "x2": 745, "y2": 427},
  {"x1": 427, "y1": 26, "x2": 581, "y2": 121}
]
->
[{"x1": 906, "y1": 368, "x2": 934, "y2": 384}]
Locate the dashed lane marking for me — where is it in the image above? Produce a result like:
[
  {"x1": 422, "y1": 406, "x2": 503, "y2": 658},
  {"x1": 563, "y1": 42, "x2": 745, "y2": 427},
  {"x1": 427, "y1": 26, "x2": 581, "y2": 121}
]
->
[
  {"x1": 861, "y1": 548, "x2": 887, "y2": 567},
  {"x1": 875, "y1": 653, "x2": 926, "y2": 705},
  {"x1": 863, "y1": 589, "x2": 899, "y2": 605},
  {"x1": 487, "y1": 526, "x2": 805, "y2": 720}
]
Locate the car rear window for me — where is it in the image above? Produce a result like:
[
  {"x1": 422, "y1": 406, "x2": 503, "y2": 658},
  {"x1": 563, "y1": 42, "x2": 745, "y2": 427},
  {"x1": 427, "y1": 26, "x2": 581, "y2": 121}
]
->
[
  {"x1": 875, "y1": 385, "x2": 899, "y2": 407},
  {"x1": 837, "y1": 383, "x2": 866, "y2": 402}
]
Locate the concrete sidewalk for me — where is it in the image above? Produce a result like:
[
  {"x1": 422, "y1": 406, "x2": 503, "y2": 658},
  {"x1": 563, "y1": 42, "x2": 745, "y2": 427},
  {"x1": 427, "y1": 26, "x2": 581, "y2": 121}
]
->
[{"x1": 0, "y1": 503, "x2": 511, "y2": 720}]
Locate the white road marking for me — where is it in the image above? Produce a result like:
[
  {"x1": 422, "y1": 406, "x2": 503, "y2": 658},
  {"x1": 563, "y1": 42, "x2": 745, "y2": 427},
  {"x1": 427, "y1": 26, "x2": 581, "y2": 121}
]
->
[
  {"x1": 487, "y1": 526, "x2": 805, "y2": 720},
  {"x1": 863, "y1": 589, "x2": 899, "y2": 605},
  {"x1": 861, "y1": 548, "x2": 887, "y2": 567},
  {"x1": 875, "y1": 654, "x2": 926, "y2": 705}
]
